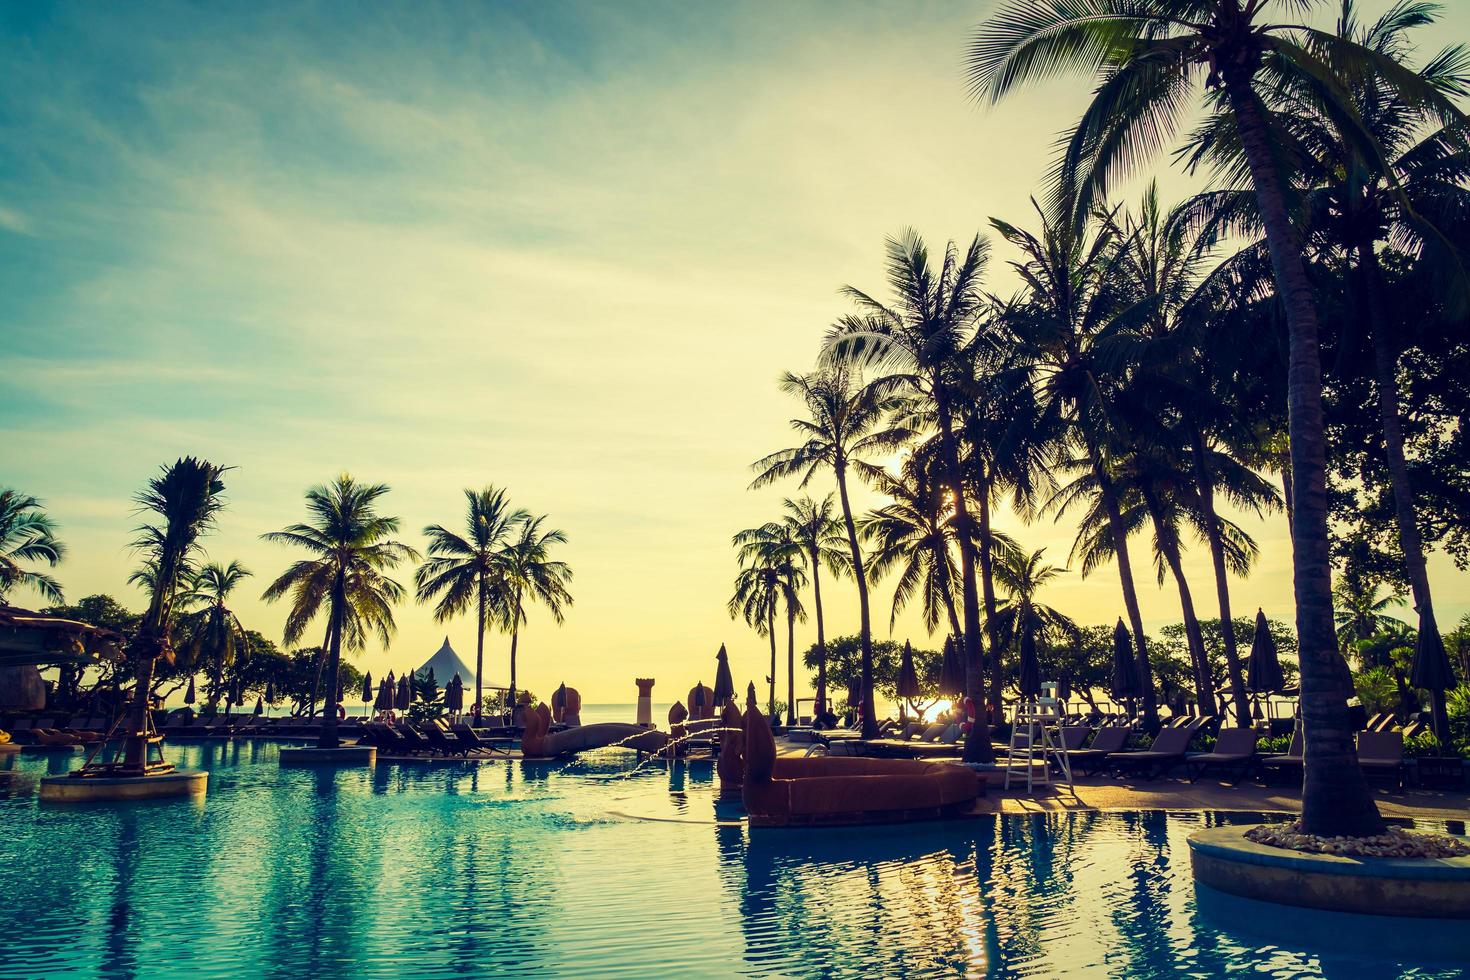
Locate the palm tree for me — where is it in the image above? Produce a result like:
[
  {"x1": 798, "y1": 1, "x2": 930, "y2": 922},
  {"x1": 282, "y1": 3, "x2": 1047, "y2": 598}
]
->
[
  {"x1": 178, "y1": 561, "x2": 253, "y2": 715},
  {"x1": 0, "y1": 488, "x2": 65, "y2": 605},
  {"x1": 1333, "y1": 573, "x2": 1404, "y2": 653},
  {"x1": 734, "y1": 520, "x2": 808, "y2": 723},
  {"x1": 863, "y1": 459, "x2": 963, "y2": 639},
  {"x1": 781, "y1": 494, "x2": 848, "y2": 715},
  {"x1": 262, "y1": 475, "x2": 417, "y2": 749},
  {"x1": 990, "y1": 546, "x2": 1078, "y2": 686},
  {"x1": 120, "y1": 457, "x2": 228, "y2": 771},
  {"x1": 750, "y1": 366, "x2": 911, "y2": 738},
  {"x1": 967, "y1": 1, "x2": 1455, "y2": 835},
  {"x1": 990, "y1": 200, "x2": 1163, "y2": 729},
  {"x1": 1186, "y1": 1, "x2": 1469, "y2": 695},
  {"x1": 728, "y1": 546, "x2": 782, "y2": 718},
  {"x1": 416, "y1": 487, "x2": 527, "y2": 724},
  {"x1": 824, "y1": 230, "x2": 999, "y2": 762},
  {"x1": 496, "y1": 515, "x2": 573, "y2": 711}
]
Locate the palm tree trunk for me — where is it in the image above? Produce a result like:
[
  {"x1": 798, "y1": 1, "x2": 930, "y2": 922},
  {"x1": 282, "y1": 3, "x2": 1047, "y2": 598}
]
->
[
  {"x1": 474, "y1": 575, "x2": 486, "y2": 725},
  {"x1": 786, "y1": 603, "x2": 796, "y2": 725},
  {"x1": 767, "y1": 601, "x2": 777, "y2": 719},
  {"x1": 1359, "y1": 245, "x2": 1441, "y2": 662},
  {"x1": 834, "y1": 462, "x2": 879, "y2": 739},
  {"x1": 810, "y1": 544, "x2": 828, "y2": 715},
  {"x1": 123, "y1": 646, "x2": 159, "y2": 771},
  {"x1": 318, "y1": 569, "x2": 346, "y2": 749},
  {"x1": 977, "y1": 480, "x2": 1003, "y2": 728},
  {"x1": 307, "y1": 618, "x2": 333, "y2": 720},
  {"x1": 1191, "y1": 430, "x2": 1251, "y2": 727},
  {"x1": 508, "y1": 624, "x2": 520, "y2": 716},
  {"x1": 1086, "y1": 441, "x2": 1158, "y2": 730},
  {"x1": 1142, "y1": 490, "x2": 1217, "y2": 713},
  {"x1": 1221, "y1": 66, "x2": 1383, "y2": 836},
  {"x1": 934, "y1": 394, "x2": 994, "y2": 765}
]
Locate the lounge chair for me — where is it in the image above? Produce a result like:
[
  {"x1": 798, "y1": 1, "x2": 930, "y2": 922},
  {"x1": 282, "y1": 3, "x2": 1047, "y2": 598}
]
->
[
  {"x1": 1400, "y1": 719, "x2": 1427, "y2": 740},
  {"x1": 1357, "y1": 730, "x2": 1406, "y2": 791},
  {"x1": 1064, "y1": 726, "x2": 1130, "y2": 775},
  {"x1": 1259, "y1": 726, "x2": 1303, "y2": 783},
  {"x1": 1185, "y1": 727, "x2": 1260, "y2": 784},
  {"x1": 1370, "y1": 713, "x2": 1398, "y2": 732},
  {"x1": 450, "y1": 724, "x2": 513, "y2": 755},
  {"x1": 1106, "y1": 725, "x2": 1196, "y2": 779},
  {"x1": 421, "y1": 722, "x2": 473, "y2": 757}
]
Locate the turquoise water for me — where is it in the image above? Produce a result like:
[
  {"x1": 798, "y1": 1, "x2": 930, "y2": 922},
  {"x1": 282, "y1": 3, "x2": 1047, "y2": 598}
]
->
[{"x1": 2, "y1": 742, "x2": 1467, "y2": 979}]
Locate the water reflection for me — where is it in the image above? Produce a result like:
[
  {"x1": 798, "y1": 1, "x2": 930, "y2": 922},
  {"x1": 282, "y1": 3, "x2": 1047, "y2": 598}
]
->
[{"x1": 2, "y1": 743, "x2": 1466, "y2": 980}]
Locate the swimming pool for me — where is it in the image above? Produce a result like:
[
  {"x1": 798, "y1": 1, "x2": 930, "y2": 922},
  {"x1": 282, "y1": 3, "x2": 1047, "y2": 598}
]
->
[{"x1": 3, "y1": 742, "x2": 1466, "y2": 979}]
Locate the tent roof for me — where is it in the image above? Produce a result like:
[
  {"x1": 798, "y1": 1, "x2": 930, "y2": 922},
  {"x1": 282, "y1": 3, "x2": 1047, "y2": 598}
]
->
[{"x1": 418, "y1": 637, "x2": 486, "y2": 689}]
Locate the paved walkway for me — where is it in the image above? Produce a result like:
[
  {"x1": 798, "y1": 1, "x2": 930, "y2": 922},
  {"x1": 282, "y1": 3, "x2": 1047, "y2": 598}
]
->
[
  {"x1": 980, "y1": 774, "x2": 1469, "y2": 823},
  {"x1": 775, "y1": 738, "x2": 1468, "y2": 823}
]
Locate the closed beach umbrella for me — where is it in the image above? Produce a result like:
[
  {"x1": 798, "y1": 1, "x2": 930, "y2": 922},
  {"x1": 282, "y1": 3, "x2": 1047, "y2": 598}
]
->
[
  {"x1": 447, "y1": 673, "x2": 464, "y2": 712},
  {"x1": 184, "y1": 674, "x2": 196, "y2": 705},
  {"x1": 361, "y1": 672, "x2": 373, "y2": 704},
  {"x1": 692, "y1": 683, "x2": 707, "y2": 710},
  {"x1": 713, "y1": 644, "x2": 735, "y2": 705},
  {"x1": 746, "y1": 681, "x2": 759, "y2": 710},
  {"x1": 376, "y1": 672, "x2": 393, "y2": 711},
  {"x1": 552, "y1": 683, "x2": 567, "y2": 710},
  {"x1": 1410, "y1": 606, "x2": 1456, "y2": 746},
  {"x1": 1110, "y1": 619, "x2": 1143, "y2": 704},
  {"x1": 1017, "y1": 627, "x2": 1041, "y2": 702},
  {"x1": 845, "y1": 676, "x2": 862, "y2": 712},
  {"x1": 1245, "y1": 609, "x2": 1285, "y2": 693},
  {"x1": 938, "y1": 636, "x2": 964, "y2": 699},
  {"x1": 1056, "y1": 673, "x2": 1072, "y2": 703},
  {"x1": 254, "y1": 695, "x2": 264, "y2": 716},
  {"x1": 264, "y1": 679, "x2": 275, "y2": 704},
  {"x1": 396, "y1": 673, "x2": 411, "y2": 711},
  {"x1": 896, "y1": 641, "x2": 921, "y2": 703}
]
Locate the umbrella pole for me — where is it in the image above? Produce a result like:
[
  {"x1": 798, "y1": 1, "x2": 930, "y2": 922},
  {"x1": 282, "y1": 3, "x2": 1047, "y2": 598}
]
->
[{"x1": 1430, "y1": 688, "x2": 1451, "y2": 750}]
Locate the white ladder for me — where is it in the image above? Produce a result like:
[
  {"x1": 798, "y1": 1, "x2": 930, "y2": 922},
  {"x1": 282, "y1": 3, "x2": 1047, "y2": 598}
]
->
[{"x1": 1003, "y1": 691, "x2": 1073, "y2": 793}]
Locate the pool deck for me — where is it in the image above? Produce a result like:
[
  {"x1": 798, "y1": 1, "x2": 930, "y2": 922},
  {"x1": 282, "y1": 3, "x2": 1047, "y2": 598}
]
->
[{"x1": 771, "y1": 741, "x2": 1469, "y2": 823}]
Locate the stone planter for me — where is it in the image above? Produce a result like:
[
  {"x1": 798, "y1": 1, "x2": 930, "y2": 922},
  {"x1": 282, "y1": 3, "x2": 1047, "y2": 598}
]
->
[
  {"x1": 39, "y1": 769, "x2": 208, "y2": 803},
  {"x1": 1189, "y1": 824, "x2": 1470, "y2": 919}
]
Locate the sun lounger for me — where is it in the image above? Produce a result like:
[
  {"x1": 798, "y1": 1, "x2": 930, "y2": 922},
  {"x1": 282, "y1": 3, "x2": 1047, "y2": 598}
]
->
[
  {"x1": 1185, "y1": 727, "x2": 1259, "y2": 784},
  {"x1": 1356, "y1": 730, "x2": 1406, "y2": 791},
  {"x1": 1106, "y1": 725, "x2": 1195, "y2": 779},
  {"x1": 1063, "y1": 726, "x2": 1130, "y2": 774},
  {"x1": 1259, "y1": 726, "x2": 1303, "y2": 783},
  {"x1": 451, "y1": 724, "x2": 513, "y2": 755}
]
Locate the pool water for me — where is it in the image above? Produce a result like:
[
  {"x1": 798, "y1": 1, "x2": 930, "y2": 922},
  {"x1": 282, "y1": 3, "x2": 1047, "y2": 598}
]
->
[{"x1": 2, "y1": 742, "x2": 1466, "y2": 979}]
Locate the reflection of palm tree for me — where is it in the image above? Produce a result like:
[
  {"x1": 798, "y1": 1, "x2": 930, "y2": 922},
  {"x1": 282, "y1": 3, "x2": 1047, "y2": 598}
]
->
[
  {"x1": 0, "y1": 488, "x2": 65, "y2": 604},
  {"x1": 781, "y1": 494, "x2": 847, "y2": 714},
  {"x1": 750, "y1": 367, "x2": 909, "y2": 738},
  {"x1": 495, "y1": 515, "x2": 573, "y2": 711},
  {"x1": 416, "y1": 487, "x2": 527, "y2": 723},
  {"x1": 262, "y1": 475, "x2": 417, "y2": 749},
  {"x1": 966, "y1": 0, "x2": 1439, "y2": 835}
]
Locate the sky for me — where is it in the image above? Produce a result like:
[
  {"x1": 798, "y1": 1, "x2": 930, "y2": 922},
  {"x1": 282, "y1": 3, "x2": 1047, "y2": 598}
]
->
[{"x1": 3, "y1": 1, "x2": 1468, "y2": 704}]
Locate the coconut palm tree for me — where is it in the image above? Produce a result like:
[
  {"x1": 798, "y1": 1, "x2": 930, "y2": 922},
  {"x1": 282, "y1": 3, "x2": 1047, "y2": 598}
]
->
[
  {"x1": 990, "y1": 199, "x2": 1162, "y2": 729},
  {"x1": 495, "y1": 515, "x2": 573, "y2": 711},
  {"x1": 1333, "y1": 573, "x2": 1404, "y2": 653},
  {"x1": 750, "y1": 366, "x2": 911, "y2": 738},
  {"x1": 728, "y1": 547, "x2": 783, "y2": 718},
  {"x1": 0, "y1": 488, "x2": 65, "y2": 605},
  {"x1": 781, "y1": 494, "x2": 848, "y2": 715},
  {"x1": 990, "y1": 547, "x2": 1078, "y2": 688},
  {"x1": 863, "y1": 460, "x2": 963, "y2": 639},
  {"x1": 1184, "y1": 1, "x2": 1470, "y2": 696},
  {"x1": 177, "y1": 561, "x2": 253, "y2": 715},
  {"x1": 261, "y1": 475, "x2": 417, "y2": 749},
  {"x1": 121, "y1": 457, "x2": 229, "y2": 771},
  {"x1": 966, "y1": 2, "x2": 1457, "y2": 834},
  {"x1": 734, "y1": 520, "x2": 809, "y2": 723},
  {"x1": 416, "y1": 487, "x2": 528, "y2": 724},
  {"x1": 824, "y1": 230, "x2": 1000, "y2": 762}
]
